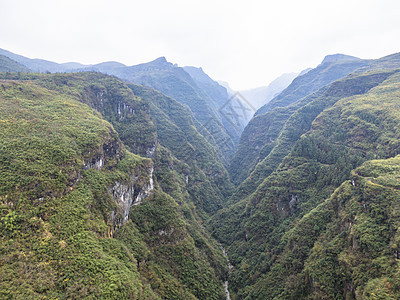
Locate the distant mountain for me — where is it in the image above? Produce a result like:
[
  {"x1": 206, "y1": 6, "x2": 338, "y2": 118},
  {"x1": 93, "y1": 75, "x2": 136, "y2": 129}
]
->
[
  {"x1": 255, "y1": 54, "x2": 365, "y2": 116},
  {"x1": 183, "y1": 66, "x2": 252, "y2": 144},
  {"x1": 0, "y1": 48, "x2": 84, "y2": 73},
  {"x1": 216, "y1": 80, "x2": 233, "y2": 93},
  {"x1": 59, "y1": 62, "x2": 86, "y2": 69},
  {"x1": 320, "y1": 53, "x2": 360, "y2": 64},
  {"x1": 240, "y1": 72, "x2": 299, "y2": 109},
  {"x1": 0, "y1": 49, "x2": 239, "y2": 162},
  {"x1": 0, "y1": 55, "x2": 31, "y2": 72},
  {"x1": 183, "y1": 66, "x2": 228, "y2": 108}
]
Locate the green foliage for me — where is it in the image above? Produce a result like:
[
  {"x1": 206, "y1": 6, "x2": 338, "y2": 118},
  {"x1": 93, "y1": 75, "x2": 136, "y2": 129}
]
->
[
  {"x1": 0, "y1": 74, "x2": 228, "y2": 299},
  {"x1": 230, "y1": 70, "x2": 395, "y2": 202},
  {"x1": 113, "y1": 58, "x2": 236, "y2": 162},
  {"x1": 128, "y1": 84, "x2": 233, "y2": 214},
  {"x1": 0, "y1": 79, "x2": 155, "y2": 299},
  {"x1": 213, "y1": 69, "x2": 400, "y2": 299}
]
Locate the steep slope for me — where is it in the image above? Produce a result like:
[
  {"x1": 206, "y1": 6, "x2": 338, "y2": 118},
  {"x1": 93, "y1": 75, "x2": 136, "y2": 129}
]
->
[
  {"x1": 128, "y1": 83, "x2": 234, "y2": 215},
  {"x1": 0, "y1": 55, "x2": 31, "y2": 72},
  {"x1": 229, "y1": 70, "x2": 394, "y2": 190},
  {"x1": 83, "y1": 57, "x2": 237, "y2": 162},
  {"x1": 0, "y1": 79, "x2": 157, "y2": 298},
  {"x1": 182, "y1": 66, "x2": 228, "y2": 109},
  {"x1": 255, "y1": 54, "x2": 365, "y2": 116},
  {"x1": 298, "y1": 155, "x2": 400, "y2": 299},
  {"x1": 0, "y1": 73, "x2": 229, "y2": 299},
  {"x1": 183, "y1": 66, "x2": 250, "y2": 144},
  {"x1": 212, "y1": 69, "x2": 400, "y2": 299},
  {"x1": 19, "y1": 72, "x2": 233, "y2": 215},
  {"x1": 230, "y1": 53, "x2": 400, "y2": 187}
]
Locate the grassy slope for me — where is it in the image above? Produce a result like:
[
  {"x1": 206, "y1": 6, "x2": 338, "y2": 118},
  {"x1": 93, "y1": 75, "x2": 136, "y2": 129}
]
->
[
  {"x1": 0, "y1": 75, "x2": 227, "y2": 299},
  {"x1": 212, "y1": 70, "x2": 400, "y2": 299}
]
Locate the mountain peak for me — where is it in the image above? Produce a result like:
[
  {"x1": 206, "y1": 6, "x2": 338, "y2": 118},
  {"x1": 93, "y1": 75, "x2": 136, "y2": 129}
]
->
[
  {"x1": 321, "y1": 53, "x2": 360, "y2": 65},
  {"x1": 152, "y1": 56, "x2": 168, "y2": 64}
]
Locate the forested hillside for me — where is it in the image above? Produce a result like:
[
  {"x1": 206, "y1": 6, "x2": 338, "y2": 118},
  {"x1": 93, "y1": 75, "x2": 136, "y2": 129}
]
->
[
  {"x1": 2, "y1": 48, "x2": 400, "y2": 300},
  {"x1": 0, "y1": 49, "x2": 246, "y2": 164},
  {"x1": 212, "y1": 59, "x2": 400, "y2": 299},
  {"x1": 0, "y1": 72, "x2": 229, "y2": 299},
  {"x1": 80, "y1": 57, "x2": 238, "y2": 163}
]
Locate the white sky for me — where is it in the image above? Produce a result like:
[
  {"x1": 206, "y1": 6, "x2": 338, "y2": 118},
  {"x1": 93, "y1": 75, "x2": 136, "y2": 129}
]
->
[{"x1": 1, "y1": 0, "x2": 400, "y2": 90}]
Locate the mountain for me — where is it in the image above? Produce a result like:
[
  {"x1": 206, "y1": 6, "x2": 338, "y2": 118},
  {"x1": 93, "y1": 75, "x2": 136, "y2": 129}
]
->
[
  {"x1": 217, "y1": 80, "x2": 236, "y2": 95},
  {"x1": 3, "y1": 48, "x2": 400, "y2": 299},
  {"x1": 0, "y1": 48, "x2": 84, "y2": 73},
  {"x1": 255, "y1": 53, "x2": 400, "y2": 118},
  {"x1": 0, "y1": 49, "x2": 241, "y2": 162},
  {"x1": 74, "y1": 56, "x2": 238, "y2": 162},
  {"x1": 127, "y1": 83, "x2": 234, "y2": 215},
  {"x1": 183, "y1": 66, "x2": 228, "y2": 108},
  {"x1": 320, "y1": 53, "x2": 361, "y2": 64},
  {"x1": 110, "y1": 58, "x2": 238, "y2": 162},
  {"x1": 228, "y1": 53, "x2": 400, "y2": 187},
  {"x1": 211, "y1": 53, "x2": 400, "y2": 298},
  {"x1": 240, "y1": 72, "x2": 299, "y2": 109},
  {"x1": 0, "y1": 71, "x2": 230, "y2": 299},
  {"x1": 255, "y1": 54, "x2": 366, "y2": 116},
  {"x1": 183, "y1": 66, "x2": 253, "y2": 144},
  {"x1": 0, "y1": 54, "x2": 31, "y2": 72}
]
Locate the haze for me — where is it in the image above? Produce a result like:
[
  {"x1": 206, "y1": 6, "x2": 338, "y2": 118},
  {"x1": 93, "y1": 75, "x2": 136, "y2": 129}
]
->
[{"x1": 1, "y1": 0, "x2": 400, "y2": 89}]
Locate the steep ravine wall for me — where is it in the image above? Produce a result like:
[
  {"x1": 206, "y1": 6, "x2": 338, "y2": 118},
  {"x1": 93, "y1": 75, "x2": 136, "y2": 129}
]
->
[{"x1": 109, "y1": 164, "x2": 154, "y2": 228}]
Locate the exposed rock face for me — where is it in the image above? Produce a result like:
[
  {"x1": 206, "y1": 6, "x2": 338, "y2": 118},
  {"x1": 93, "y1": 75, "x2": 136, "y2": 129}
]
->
[
  {"x1": 81, "y1": 125, "x2": 154, "y2": 231},
  {"x1": 83, "y1": 156, "x2": 104, "y2": 170},
  {"x1": 146, "y1": 144, "x2": 156, "y2": 158},
  {"x1": 133, "y1": 166, "x2": 154, "y2": 206},
  {"x1": 83, "y1": 132, "x2": 123, "y2": 171},
  {"x1": 110, "y1": 164, "x2": 154, "y2": 229}
]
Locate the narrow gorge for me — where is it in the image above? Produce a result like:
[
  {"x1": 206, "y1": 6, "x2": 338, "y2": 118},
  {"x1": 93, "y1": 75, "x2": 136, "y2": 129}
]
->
[{"x1": 2, "y1": 48, "x2": 400, "y2": 299}]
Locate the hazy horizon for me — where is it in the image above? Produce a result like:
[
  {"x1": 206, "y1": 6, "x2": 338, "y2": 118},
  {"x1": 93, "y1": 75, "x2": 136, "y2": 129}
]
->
[{"x1": 1, "y1": 0, "x2": 400, "y2": 90}]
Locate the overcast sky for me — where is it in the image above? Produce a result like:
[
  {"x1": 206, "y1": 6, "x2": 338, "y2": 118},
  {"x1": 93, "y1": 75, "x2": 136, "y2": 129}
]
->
[{"x1": 1, "y1": 0, "x2": 400, "y2": 89}]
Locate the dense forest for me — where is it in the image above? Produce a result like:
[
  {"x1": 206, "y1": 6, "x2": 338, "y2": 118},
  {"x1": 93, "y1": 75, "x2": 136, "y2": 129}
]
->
[{"x1": 1, "y1": 49, "x2": 400, "y2": 299}]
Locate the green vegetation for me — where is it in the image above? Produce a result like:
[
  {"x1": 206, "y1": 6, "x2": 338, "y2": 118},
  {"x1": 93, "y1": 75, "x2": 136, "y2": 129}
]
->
[
  {"x1": 230, "y1": 70, "x2": 395, "y2": 200},
  {"x1": 0, "y1": 80, "x2": 152, "y2": 298},
  {"x1": 3, "y1": 49, "x2": 400, "y2": 300},
  {"x1": 0, "y1": 74, "x2": 227, "y2": 299},
  {"x1": 212, "y1": 69, "x2": 400, "y2": 299},
  {"x1": 128, "y1": 84, "x2": 233, "y2": 215},
  {"x1": 109, "y1": 57, "x2": 236, "y2": 163}
]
